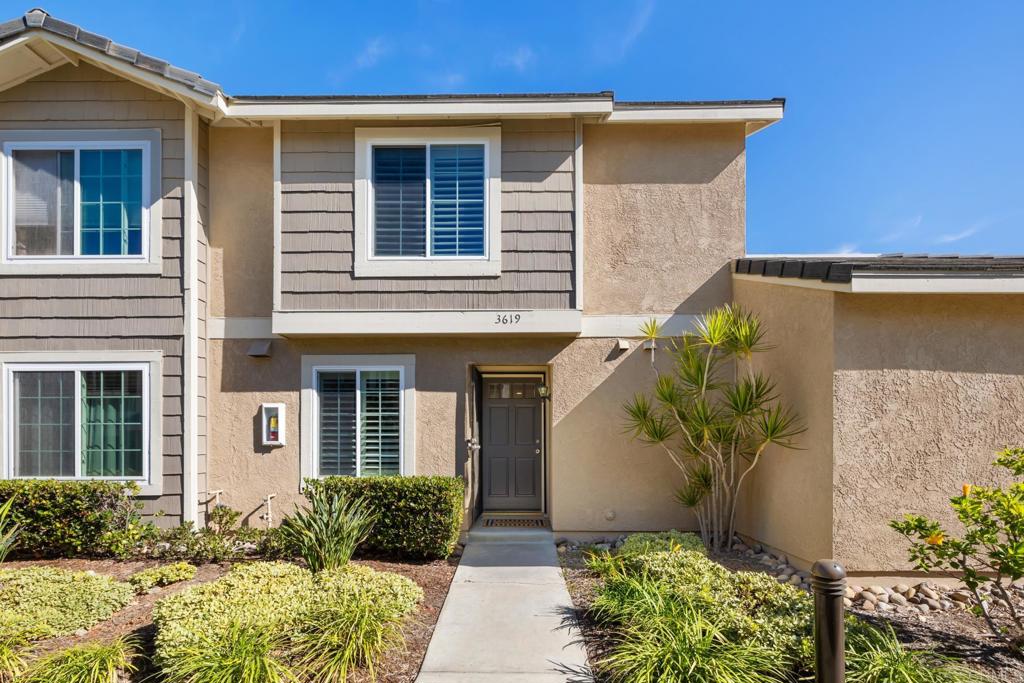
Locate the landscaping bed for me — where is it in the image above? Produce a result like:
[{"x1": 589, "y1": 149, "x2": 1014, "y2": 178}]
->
[
  {"x1": 3, "y1": 555, "x2": 457, "y2": 681},
  {"x1": 559, "y1": 532, "x2": 1009, "y2": 682}
]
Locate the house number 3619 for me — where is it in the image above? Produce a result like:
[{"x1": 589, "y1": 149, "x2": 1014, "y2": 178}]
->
[{"x1": 494, "y1": 313, "x2": 522, "y2": 325}]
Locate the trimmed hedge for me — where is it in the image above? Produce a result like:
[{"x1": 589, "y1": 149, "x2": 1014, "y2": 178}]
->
[
  {"x1": 129, "y1": 562, "x2": 197, "y2": 593},
  {"x1": 619, "y1": 530, "x2": 706, "y2": 556},
  {"x1": 0, "y1": 480, "x2": 143, "y2": 558},
  {"x1": 307, "y1": 476, "x2": 464, "y2": 559}
]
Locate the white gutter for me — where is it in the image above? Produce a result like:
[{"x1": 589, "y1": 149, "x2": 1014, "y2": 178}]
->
[{"x1": 224, "y1": 98, "x2": 614, "y2": 120}]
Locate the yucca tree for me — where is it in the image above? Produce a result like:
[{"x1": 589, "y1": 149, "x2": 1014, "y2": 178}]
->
[{"x1": 624, "y1": 304, "x2": 804, "y2": 552}]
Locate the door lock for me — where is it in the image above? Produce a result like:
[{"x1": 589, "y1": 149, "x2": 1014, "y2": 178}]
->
[{"x1": 535, "y1": 448, "x2": 541, "y2": 454}]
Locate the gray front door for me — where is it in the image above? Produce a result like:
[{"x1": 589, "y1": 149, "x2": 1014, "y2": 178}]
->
[{"x1": 481, "y1": 378, "x2": 543, "y2": 511}]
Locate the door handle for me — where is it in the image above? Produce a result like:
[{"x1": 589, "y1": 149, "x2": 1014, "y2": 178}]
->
[{"x1": 535, "y1": 449, "x2": 541, "y2": 454}]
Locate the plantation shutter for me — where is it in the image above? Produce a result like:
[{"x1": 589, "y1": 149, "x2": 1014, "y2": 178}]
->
[
  {"x1": 360, "y1": 371, "x2": 402, "y2": 476},
  {"x1": 318, "y1": 372, "x2": 357, "y2": 476},
  {"x1": 430, "y1": 144, "x2": 485, "y2": 256},
  {"x1": 372, "y1": 146, "x2": 426, "y2": 256}
]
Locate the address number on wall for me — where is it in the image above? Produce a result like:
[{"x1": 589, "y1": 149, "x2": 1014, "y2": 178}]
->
[{"x1": 493, "y1": 313, "x2": 523, "y2": 325}]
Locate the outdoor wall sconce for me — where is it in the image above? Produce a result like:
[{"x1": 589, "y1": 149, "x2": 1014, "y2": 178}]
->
[{"x1": 536, "y1": 384, "x2": 551, "y2": 399}]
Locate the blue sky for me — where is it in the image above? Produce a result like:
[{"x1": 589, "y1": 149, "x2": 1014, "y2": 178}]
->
[{"x1": 33, "y1": 1, "x2": 1024, "y2": 255}]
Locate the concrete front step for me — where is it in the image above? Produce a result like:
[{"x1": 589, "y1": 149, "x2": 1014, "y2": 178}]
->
[{"x1": 467, "y1": 525, "x2": 554, "y2": 544}]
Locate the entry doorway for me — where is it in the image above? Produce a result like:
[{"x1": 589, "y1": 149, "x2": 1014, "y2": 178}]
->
[{"x1": 480, "y1": 375, "x2": 544, "y2": 512}]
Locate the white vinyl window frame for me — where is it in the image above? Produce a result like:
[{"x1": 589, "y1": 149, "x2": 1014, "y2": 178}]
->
[
  {"x1": 0, "y1": 129, "x2": 163, "y2": 275},
  {"x1": 299, "y1": 354, "x2": 416, "y2": 485},
  {"x1": 0, "y1": 351, "x2": 163, "y2": 496},
  {"x1": 353, "y1": 126, "x2": 502, "y2": 278}
]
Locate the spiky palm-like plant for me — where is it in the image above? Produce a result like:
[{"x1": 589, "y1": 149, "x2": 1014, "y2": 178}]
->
[{"x1": 624, "y1": 305, "x2": 803, "y2": 552}]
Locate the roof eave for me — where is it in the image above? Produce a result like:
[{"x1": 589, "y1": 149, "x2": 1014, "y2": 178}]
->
[
  {"x1": 606, "y1": 100, "x2": 785, "y2": 135},
  {"x1": 222, "y1": 96, "x2": 615, "y2": 120}
]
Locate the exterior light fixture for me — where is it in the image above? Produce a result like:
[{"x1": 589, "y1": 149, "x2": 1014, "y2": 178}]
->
[{"x1": 536, "y1": 384, "x2": 551, "y2": 399}]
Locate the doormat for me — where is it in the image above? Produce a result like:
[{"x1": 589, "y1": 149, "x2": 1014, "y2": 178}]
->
[{"x1": 483, "y1": 518, "x2": 547, "y2": 528}]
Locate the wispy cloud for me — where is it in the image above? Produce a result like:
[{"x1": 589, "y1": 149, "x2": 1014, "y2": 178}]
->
[
  {"x1": 430, "y1": 71, "x2": 466, "y2": 91},
  {"x1": 834, "y1": 243, "x2": 860, "y2": 254},
  {"x1": 935, "y1": 225, "x2": 980, "y2": 244},
  {"x1": 618, "y1": 0, "x2": 656, "y2": 59},
  {"x1": 355, "y1": 37, "x2": 390, "y2": 69},
  {"x1": 496, "y1": 46, "x2": 535, "y2": 73},
  {"x1": 877, "y1": 214, "x2": 922, "y2": 244}
]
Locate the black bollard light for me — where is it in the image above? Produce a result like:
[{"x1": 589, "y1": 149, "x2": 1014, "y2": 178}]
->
[{"x1": 811, "y1": 559, "x2": 846, "y2": 683}]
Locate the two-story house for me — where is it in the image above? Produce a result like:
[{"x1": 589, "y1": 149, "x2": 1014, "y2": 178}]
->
[
  {"x1": 6, "y1": 10, "x2": 1023, "y2": 576},
  {"x1": 0, "y1": 8, "x2": 781, "y2": 533}
]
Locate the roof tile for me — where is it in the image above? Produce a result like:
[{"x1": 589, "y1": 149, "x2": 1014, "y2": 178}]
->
[{"x1": 40, "y1": 15, "x2": 78, "y2": 39}]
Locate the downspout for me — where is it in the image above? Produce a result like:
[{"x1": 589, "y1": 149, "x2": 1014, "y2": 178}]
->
[
  {"x1": 181, "y1": 105, "x2": 200, "y2": 524},
  {"x1": 573, "y1": 117, "x2": 584, "y2": 311}
]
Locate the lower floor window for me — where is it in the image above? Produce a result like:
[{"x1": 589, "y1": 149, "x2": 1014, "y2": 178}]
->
[
  {"x1": 9, "y1": 365, "x2": 147, "y2": 479},
  {"x1": 317, "y1": 368, "x2": 402, "y2": 477}
]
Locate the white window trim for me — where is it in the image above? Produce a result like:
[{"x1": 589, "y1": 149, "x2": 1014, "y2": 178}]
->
[
  {"x1": 0, "y1": 129, "x2": 163, "y2": 275},
  {"x1": 0, "y1": 351, "x2": 163, "y2": 496},
  {"x1": 300, "y1": 354, "x2": 416, "y2": 486},
  {"x1": 353, "y1": 126, "x2": 501, "y2": 278}
]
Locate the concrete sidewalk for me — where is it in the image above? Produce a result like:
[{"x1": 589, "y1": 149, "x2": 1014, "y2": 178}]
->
[{"x1": 416, "y1": 535, "x2": 590, "y2": 682}]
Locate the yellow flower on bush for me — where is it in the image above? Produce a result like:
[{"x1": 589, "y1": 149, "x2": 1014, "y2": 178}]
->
[
  {"x1": 962, "y1": 483, "x2": 972, "y2": 497},
  {"x1": 926, "y1": 532, "x2": 944, "y2": 546}
]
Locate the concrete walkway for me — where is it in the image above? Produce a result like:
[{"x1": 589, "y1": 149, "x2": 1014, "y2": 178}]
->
[{"x1": 417, "y1": 528, "x2": 590, "y2": 682}]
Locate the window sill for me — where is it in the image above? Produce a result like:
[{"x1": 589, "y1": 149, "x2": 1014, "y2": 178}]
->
[
  {"x1": 353, "y1": 258, "x2": 501, "y2": 279},
  {"x1": 0, "y1": 260, "x2": 162, "y2": 276}
]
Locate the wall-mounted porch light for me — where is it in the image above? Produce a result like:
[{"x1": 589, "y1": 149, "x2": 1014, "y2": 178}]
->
[{"x1": 536, "y1": 384, "x2": 551, "y2": 399}]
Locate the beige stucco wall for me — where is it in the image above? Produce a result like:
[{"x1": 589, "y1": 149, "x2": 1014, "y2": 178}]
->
[
  {"x1": 733, "y1": 279, "x2": 836, "y2": 567},
  {"x1": 208, "y1": 127, "x2": 274, "y2": 318},
  {"x1": 583, "y1": 123, "x2": 746, "y2": 315},
  {"x1": 207, "y1": 336, "x2": 695, "y2": 533},
  {"x1": 832, "y1": 293, "x2": 1024, "y2": 572}
]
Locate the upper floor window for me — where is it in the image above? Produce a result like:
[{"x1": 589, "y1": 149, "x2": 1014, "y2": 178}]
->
[
  {"x1": 372, "y1": 144, "x2": 485, "y2": 258},
  {"x1": 0, "y1": 130, "x2": 162, "y2": 274},
  {"x1": 354, "y1": 127, "x2": 501, "y2": 278}
]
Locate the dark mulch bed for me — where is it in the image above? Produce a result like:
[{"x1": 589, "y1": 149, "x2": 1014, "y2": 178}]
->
[
  {"x1": 559, "y1": 545, "x2": 1024, "y2": 682},
  {"x1": 9, "y1": 554, "x2": 460, "y2": 682}
]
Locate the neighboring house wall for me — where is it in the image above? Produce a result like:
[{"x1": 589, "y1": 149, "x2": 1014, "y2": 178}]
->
[
  {"x1": 583, "y1": 123, "x2": 745, "y2": 315},
  {"x1": 733, "y1": 279, "x2": 835, "y2": 567},
  {"x1": 279, "y1": 119, "x2": 575, "y2": 311},
  {"x1": 0, "y1": 63, "x2": 186, "y2": 522},
  {"x1": 832, "y1": 293, "x2": 1024, "y2": 571},
  {"x1": 735, "y1": 278, "x2": 1024, "y2": 573}
]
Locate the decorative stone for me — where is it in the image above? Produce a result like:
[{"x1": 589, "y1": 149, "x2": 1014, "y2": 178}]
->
[
  {"x1": 849, "y1": 584, "x2": 864, "y2": 595},
  {"x1": 889, "y1": 593, "x2": 908, "y2": 606},
  {"x1": 844, "y1": 597, "x2": 853, "y2": 608},
  {"x1": 893, "y1": 583, "x2": 910, "y2": 595},
  {"x1": 919, "y1": 586, "x2": 939, "y2": 601},
  {"x1": 868, "y1": 585, "x2": 888, "y2": 596},
  {"x1": 75, "y1": 628, "x2": 88, "y2": 637},
  {"x1": 857, "y1": 591, "x2": 877, "y2": 603},
  {"x1": 875, "y1": 592, "x2": 890, "y2": 603},
  {"x1": 860, "y1": 601, "x2": 876, "y2": 612},
  {"x1": 916, "y1": 603, "x2": 930, "y2": 614},
  {"x1": 752, "y1": 544, "x2": 764, "y2": 553},
  {"x1": 924, "y1": 597, "x2": 941, "y2": 610},
  {"x1": 845, "y1": 586, "x2": 857, "y2": 600},
  {"x1": 877, "y1": 602, "x2": 894, "y2": 612},
  {"x1": 940, "y1": 600, "x2": 955, "y2": 611},
  {"x1": 789, "y1": 575, "x2": 802, "y2": 585},
  {"x1": 905, "y1": 587, "x2": 916, "y2": 599},
  {"x1": 950, "y1": 591, "x2": 972, "y2": 604}
]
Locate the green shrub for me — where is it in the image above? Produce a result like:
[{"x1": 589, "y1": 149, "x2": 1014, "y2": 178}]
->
[
  {"x1": 279, "y1": 486, "x2": 376, "y2": 572},
  {"x1": 0, "y1": 627, "x2": 30, "y2": 682},
  {"x1": 599, "y1": 590, "x2": 787, "y2": 683},
  {"x1": 846, "y1": 621, "x2": 989, "y2": 683},
  {"x1": 0, "y1": 497, "x2": 19, "y2": 564},
  {"x1": 0, "y1": 480, "x2": 148, "y2": 558},
  {"x1": 594, "y1": 549, "x2": 814, "y2": 672},
  {"x1": 23, "y1": 636, "x2": 138, "y2": 683},
  {"x1": 159, "y1": 622, "x2": 295, "y2": 683},
  {"x1": 153, "y1": 561, "x2": 422, "y2": 676},
  {"x1": 307, "y1": 476, "x2": 464, "y2": 559},
  {"x1": 0, "y1": 568, "x2": 134, "y2": 639},
  {"x1": 619, "y1": 530, "x2": 705, "y2": 556},
  {"x1": 129, "y1": 562, "x2": 197, "y2": 593}
]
